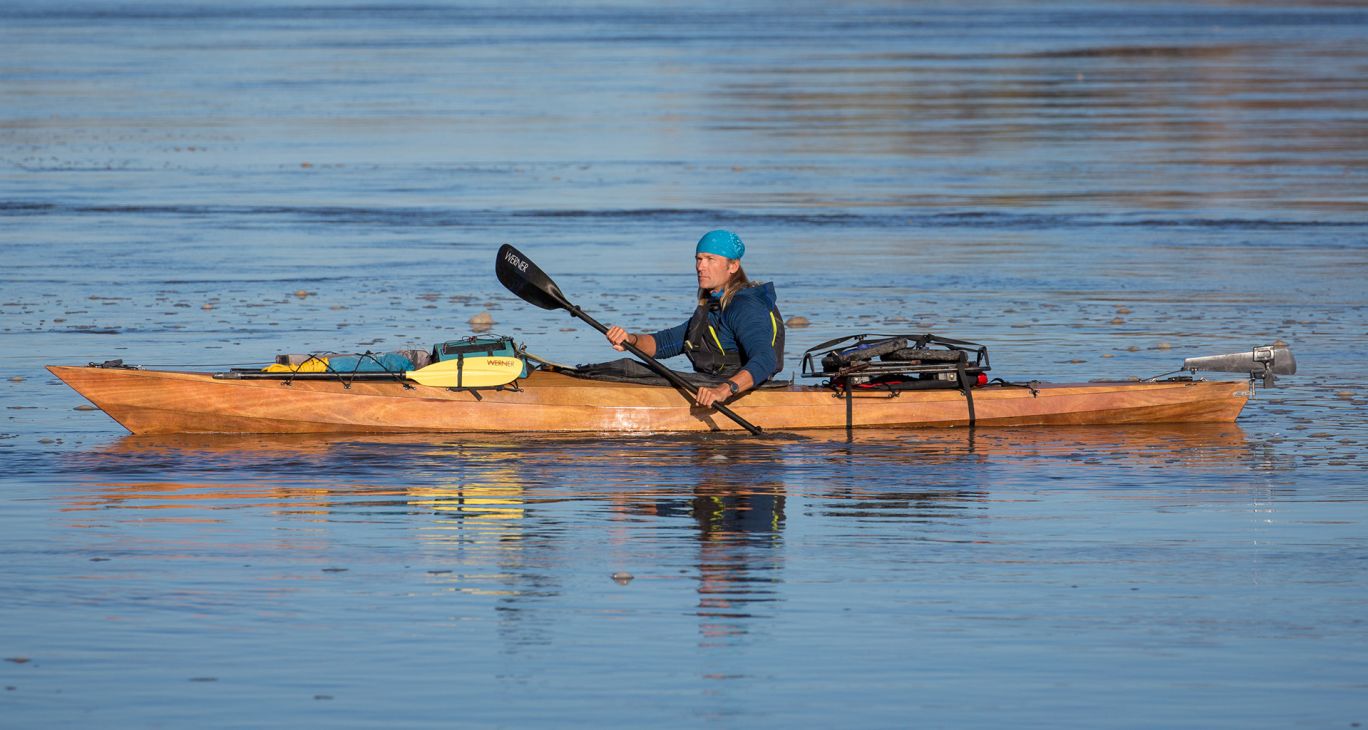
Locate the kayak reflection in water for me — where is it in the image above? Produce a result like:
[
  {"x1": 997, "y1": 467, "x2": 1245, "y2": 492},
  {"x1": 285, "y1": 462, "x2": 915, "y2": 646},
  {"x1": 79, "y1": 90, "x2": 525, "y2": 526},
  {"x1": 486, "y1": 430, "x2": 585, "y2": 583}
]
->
[{"x1": 605, "y1": 230, "x2": 785, "y2": 408}]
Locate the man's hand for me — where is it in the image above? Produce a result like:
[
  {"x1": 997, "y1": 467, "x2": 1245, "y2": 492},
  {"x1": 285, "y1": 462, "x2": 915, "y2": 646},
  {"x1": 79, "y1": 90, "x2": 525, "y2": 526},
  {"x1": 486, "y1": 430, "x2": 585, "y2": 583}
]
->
[
  {"x1": 695, "y1": 383, "x2": 733, "y2": 408},
  {"x1": 605, "y1": 326, "x2": 632, "y2": 352}
]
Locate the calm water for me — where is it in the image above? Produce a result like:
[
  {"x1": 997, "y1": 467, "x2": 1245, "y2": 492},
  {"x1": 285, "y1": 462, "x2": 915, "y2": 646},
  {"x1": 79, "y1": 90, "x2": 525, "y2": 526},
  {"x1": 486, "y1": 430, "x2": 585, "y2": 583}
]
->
[{"x1": 2, "y1": 1, "x2": 1366, "y2": 727}]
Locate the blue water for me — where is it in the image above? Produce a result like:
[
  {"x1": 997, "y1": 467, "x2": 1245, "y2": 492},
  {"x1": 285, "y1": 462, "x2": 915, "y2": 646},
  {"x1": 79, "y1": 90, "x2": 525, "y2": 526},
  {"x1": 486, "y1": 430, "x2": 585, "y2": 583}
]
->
[{"x1": 2, "y1": 1, "x2": 1366, "y2": 727}]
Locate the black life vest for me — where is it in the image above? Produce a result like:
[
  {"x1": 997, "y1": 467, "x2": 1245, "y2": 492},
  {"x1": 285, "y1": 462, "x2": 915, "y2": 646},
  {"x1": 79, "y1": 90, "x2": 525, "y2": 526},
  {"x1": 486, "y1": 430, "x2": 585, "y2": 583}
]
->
[{"x1": 682, "y1": 291, "x2": 785, "y2": 379}]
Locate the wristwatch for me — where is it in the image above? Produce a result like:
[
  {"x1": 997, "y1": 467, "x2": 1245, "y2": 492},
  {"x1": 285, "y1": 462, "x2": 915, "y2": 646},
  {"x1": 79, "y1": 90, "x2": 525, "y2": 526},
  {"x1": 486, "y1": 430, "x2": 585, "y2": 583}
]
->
[{"x1": 726, "y1": 381, "x2": 739, "y2": 394}]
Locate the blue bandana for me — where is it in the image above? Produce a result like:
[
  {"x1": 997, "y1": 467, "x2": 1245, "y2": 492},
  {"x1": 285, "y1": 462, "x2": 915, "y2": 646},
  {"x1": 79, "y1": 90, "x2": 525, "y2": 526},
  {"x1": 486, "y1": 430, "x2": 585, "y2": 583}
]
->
[{"x1": 696, "y1": 229, "x2": 745, "y2": 260}]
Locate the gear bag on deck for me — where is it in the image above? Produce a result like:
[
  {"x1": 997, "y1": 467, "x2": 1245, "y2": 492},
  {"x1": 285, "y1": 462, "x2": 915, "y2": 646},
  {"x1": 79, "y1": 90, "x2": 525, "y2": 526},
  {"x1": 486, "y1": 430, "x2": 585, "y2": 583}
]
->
[{"x1": 432, "y1": 335, "x2": 529, "y2": 378}]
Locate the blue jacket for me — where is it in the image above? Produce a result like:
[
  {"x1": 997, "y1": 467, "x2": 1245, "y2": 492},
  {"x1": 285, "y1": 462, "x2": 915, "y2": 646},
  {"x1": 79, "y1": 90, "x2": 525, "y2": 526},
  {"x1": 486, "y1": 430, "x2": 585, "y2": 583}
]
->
[{"x1": 652, "y1": 282, "x2": 784, "y2": 385}]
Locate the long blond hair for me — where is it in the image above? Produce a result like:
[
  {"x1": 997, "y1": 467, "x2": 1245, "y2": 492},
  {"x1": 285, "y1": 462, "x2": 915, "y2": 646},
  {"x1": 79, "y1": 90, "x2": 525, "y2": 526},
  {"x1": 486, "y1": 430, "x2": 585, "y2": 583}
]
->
[{"x1": 698, "y1": 263, "x2": 749, "y2": 310}]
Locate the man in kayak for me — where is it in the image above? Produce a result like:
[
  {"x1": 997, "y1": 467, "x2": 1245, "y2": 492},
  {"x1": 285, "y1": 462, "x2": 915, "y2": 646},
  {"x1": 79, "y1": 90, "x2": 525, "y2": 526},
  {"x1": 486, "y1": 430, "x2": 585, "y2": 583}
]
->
[{"x1": 605, "y1": 229, "x2": 785, "y2": 408}]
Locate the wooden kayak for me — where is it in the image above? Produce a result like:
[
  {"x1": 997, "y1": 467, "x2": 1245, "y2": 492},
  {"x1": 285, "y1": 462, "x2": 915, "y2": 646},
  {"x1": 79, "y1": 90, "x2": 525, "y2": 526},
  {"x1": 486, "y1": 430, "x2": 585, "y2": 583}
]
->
[{"x1": 47, "y1": 364, "x2": 1249, "y2": 435}]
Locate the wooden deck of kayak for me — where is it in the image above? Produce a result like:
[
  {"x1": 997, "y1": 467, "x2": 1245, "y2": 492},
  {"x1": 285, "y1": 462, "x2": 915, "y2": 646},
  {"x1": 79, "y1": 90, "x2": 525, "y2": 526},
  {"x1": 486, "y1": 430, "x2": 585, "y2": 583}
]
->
[{"x1": 47, "y1": 365, "x2": 1249, "y2": 435}]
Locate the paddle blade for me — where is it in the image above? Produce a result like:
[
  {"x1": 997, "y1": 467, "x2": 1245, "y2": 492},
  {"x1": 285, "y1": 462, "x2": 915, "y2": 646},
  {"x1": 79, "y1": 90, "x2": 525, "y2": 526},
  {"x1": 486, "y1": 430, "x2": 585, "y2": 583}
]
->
[
  {"x1": 407, "y1": 356, "x2": 525, "y2": 388},
  {"x1": 497, "y1": 243, "x2": 569, "y2": 311}
]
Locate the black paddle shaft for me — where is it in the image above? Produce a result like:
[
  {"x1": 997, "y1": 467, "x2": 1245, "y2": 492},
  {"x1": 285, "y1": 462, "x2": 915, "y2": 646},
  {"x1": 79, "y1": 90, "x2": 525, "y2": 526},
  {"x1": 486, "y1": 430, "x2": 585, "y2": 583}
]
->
[{"x1": 496, "y1": 244, "x2": 763, "y2": 435}]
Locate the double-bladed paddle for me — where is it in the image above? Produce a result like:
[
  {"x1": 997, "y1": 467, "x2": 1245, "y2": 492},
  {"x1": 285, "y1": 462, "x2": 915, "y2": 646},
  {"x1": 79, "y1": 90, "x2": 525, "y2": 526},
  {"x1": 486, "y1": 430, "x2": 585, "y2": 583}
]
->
[
  {"x1": 405, "y1": 356, "x2": 525, "y2": 388},
  {"x1": 218, "y1": 356, "x2": 525, "y2": 389},
  {"x1": 496, "y1": 243, "x2": 763, "y2": 435}
]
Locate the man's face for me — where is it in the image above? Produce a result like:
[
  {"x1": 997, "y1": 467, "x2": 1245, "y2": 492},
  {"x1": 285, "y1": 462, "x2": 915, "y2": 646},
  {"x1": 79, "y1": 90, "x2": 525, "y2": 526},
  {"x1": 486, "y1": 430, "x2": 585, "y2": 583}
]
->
[{"x1": 696, "y1": 253, "x2": 738, "y2": 292}]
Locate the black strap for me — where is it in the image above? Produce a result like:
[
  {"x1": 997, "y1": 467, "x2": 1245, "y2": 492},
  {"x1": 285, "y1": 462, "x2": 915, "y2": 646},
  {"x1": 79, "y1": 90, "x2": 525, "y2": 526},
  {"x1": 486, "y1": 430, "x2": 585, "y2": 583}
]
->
[
  {"x1": 956, "y1": 353, "x2": 976, "y2": 427},
  {"x1": 844, "y1": 377, "x2": 853, "y2": 436}
]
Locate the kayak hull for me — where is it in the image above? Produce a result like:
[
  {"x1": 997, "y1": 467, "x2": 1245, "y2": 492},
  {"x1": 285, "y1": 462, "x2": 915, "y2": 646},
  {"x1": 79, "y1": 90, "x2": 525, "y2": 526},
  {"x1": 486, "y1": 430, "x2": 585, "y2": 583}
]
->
[{"x1": 47, "y1": 365, "x2": 1249, "y2": 435}]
